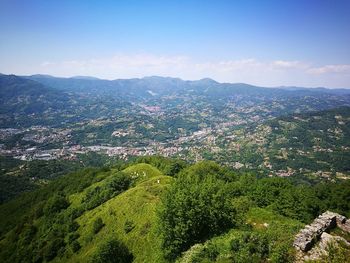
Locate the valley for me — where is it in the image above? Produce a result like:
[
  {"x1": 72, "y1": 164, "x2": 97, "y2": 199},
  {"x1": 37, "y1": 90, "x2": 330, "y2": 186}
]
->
[{"x1": 1, "y1": 74, "x2": 350, "y2": 202}]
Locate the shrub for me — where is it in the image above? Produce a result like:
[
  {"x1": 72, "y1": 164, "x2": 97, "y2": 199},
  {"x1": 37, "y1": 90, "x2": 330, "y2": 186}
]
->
[
  {"x1": 68, "y1": 220, "x2": 80, "y2": 232},
  {"x1": 71, "y1": 240, "x2": 81, "y2": 253},
  {"x1": 230, "y1": 232, "x2": 269, "y2": 263},
  {"x1": 67, "y1": 232, "x2": 80, "y2": 244},
  {"x1": 201, "y1": 242, "x2": 219, "y2": 261},
  {"x1": 93, "y1": 217, "x2": 105, "y2": 234},
  {"x1": 44, "y1": 193, "x2": 70, "y2": 215},
  {"x1": 90, "y1": 238, "x2": 133, "y2": 263},
  {"x1": 107, "y1": 172, "x2": 132, "y2": 194},
  {"x1": 43, "y1": 238, "x2": 65, "y2": 261},
  {"x1": 158, "y1": 172, "x2": 236, "y2": 260},
  {"x1": 67, "y1": 207, "x2": 84, "y2": 219},
  {"x1": 124, "y1": 220, "x2": 135, "y2": 233},
  {"x1": 269, "y1": 243, "x2": 293, "y2": 263},
  {"x1": 83, "y1": 173, "x2": 132, "y2": 211}
]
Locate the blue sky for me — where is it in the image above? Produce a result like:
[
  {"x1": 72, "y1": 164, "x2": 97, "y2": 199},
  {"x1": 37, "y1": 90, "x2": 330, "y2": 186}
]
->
[{"x1": 0, "y1": 0, "x2": 349, "y2": 87}]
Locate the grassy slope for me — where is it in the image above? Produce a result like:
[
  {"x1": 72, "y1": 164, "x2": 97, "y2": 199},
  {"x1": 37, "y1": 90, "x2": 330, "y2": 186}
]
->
[
  {"x1": 56, "y1": 163, "x2": 172, "y2": 263},
  {"x1": 0, "y1": 162, "x2": 309, "y2": 263},
  {"x1": 177, "y1": 208, "x2": 303, "y2": 263}
]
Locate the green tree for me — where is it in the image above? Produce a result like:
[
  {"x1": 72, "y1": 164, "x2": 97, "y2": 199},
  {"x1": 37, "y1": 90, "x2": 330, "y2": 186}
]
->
[
  {"x1": 90, "y1": 238, "x2": 133, "y2": 263},
  {"x1": 158, "y1": 171, "x2": 236, "y2": 260},
  {"x1": 44, "y1": 193, "x2": 70, "y2": 215},
  {"x1": 92, "y1": 217, "x2": 105, "y2": 234}
]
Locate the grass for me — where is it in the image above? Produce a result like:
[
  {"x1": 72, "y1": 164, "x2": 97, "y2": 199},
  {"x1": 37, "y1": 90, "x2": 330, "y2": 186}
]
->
[
  {"x1": 176, "y1": 207, "x2": 304, "y2": 263},
  {"x1": 123, "y1": 163, "x2": 163, "y2": 183},
  {"x1": 329, "y1": 227, "x2": 350, "y2": 242},
  {"x1": 54, "y1": 164, "x2": 173, "y2": 263},
  {"x1": 0, "y1": 163, "x2": 313, "y2": 263}
]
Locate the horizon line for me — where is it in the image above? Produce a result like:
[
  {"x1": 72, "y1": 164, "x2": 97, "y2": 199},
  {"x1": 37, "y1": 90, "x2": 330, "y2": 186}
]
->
[{"x1": 2, "y1": 72, "x2": 348, "y2": 90}]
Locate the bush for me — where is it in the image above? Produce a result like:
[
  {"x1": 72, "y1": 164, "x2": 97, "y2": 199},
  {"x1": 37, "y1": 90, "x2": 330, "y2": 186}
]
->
[
  {"x1": 158, "y1": 171, "x2": 236, "y2": 260},
  {"x1": 201, "y1": 242, "x2": 219, "y2": 261},
  {"x1": 44, "y1": 194, "x2": 70, "y2": 215},
  {"x1": 68, "y1": 232, "x2": 80, "y2": 244},
  {"x1": 68, "y1": 220, "x2": 80, "y2": 232},
  {"x1": 270, "y1": 243, "x2": 293, "y2": 263},
  {"x1": 43, "y1": 238, "x2": 65, "y2": 261},
  {"x1": 230, "y1": 232, "x2": 269, "y2": 263},
  {"x1": 83, "y1": 173, "x2": 132, "y2": 211},
  {"x1": 19, "y1": 224, "x2": 37, "y2": 243},
  {"x1": 93, "y1": 217, "x2": 105, "y2": 234},
  {"x1": 124, "y1": 220, "x2": 135, "y2": 233},
  {"x1": 67, "y1": 207, "x2": 84, "y2": 219},
  {"x1": 71, "y1": 240, "x2": 81, "y2": 253},
  {"x1": 90, "y1": 238, "x2": 133, "y2": 263},
  {"x1": 107, "y1": 172, "x2": 132, "y2": 194}
]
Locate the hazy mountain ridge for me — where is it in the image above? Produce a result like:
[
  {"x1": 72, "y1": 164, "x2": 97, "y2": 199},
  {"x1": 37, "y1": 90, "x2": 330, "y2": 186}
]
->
[
  {"x1": 0, "y1": 74, "x2": 132, "y2": 127},
  {"x1": 25, "y1": 74, "x2": 350, "y2": 96},
  {"x1": 0, "y1": 74, "x2": 69, "y2": 111},
  {"x1": 2, "y1": 73, "x2": 349, "y2": 129}
]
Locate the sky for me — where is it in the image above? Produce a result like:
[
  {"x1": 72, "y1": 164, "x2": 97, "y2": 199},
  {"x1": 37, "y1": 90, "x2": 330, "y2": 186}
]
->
[{"x1": 0, "y1": 0, "x2": 350, "y2": 88}]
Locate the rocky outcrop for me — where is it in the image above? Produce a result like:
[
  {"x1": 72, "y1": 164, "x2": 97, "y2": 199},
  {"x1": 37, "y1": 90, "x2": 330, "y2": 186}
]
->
[
  {"x1": 293, "y1": 211, "x2": 350, "y2": 252},
  {"x1": 318, "y1": 232, "x2": 350, "y2": 251},
  {"x1": 300, "y1": 232, "x2": 350, "y2": 262}
]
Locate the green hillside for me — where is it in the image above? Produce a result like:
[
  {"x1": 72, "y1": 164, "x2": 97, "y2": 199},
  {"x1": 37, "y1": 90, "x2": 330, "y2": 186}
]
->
[
  {"x1": 1, "y1": 159, "x2": 350, "y2": 263},
  {"x1": 65, "y1": 164, "x2": 172, "y2": 263}
]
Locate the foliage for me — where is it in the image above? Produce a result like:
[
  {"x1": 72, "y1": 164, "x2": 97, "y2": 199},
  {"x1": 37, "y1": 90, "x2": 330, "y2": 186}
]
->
[
  {"x1": 134, "y1": 156, "x2": 187, "y2": 176},
  {"x1": 250, "y1": 177, "x2": 320, "y2": 222},
  {"x1": 230, "y1": 232, "x2": 269, "y2": 262},
  {"x1": 90, "y1": 238, "x2": 133, "y2": 263},
  {"x1": 44, "y1": 193, "x2": 70, "y2": 215},
  {"x1": 0, "y1": 154, "x2": 118, "y2": 204},
  {"x1": 158, "y1": 163, "x2": 236, "y2": 260},
  {"x1": 124, "y1": 219, "x2": 135, "y2": 233},
  {"x1": 1, "y1": 158, "x2": 350, "y2": 263},
  {"x1": 71, "y1": 240, "x2": 81, "y2": 253},
  {"x1": 82, "y1": 171, "x2": 132, "y2": 210},
  {"x1": 92, "y1": 217, "x2": 105, "y2": 234},
  {"x1": 43, "y1": 238, "x2": 65, "y2": 261}
]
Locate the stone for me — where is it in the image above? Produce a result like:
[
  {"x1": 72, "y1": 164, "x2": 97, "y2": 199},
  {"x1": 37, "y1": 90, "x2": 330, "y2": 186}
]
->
[{"x1": 293, "y1": 211, "x2": 345, "y2": 252}]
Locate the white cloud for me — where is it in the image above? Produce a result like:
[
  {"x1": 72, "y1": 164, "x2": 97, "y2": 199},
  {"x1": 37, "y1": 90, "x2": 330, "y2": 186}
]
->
[
  {"x1": 307, "y1": 64, "x2": 350, "y2": 75},
  {"x1": 30, "y1": 53, "x2": 350, "y2": 88},
  {"x1": 271, "y1": 60, "x2": 309, "y2": 70}
]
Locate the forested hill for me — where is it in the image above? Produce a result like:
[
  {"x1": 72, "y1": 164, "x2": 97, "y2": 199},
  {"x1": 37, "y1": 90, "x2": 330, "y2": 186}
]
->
[
  {"x1": 265, "y1": 107, "x2": 350, "y2": 174},
  {"x1": 0, "y1": 74, "x2": 74, "y2": 127},
  {"x1": 0, "y1": 157, "x2": 349, "y2": 262},
  {"x1": 0, "y1": 74, "x2": 70, "y2": 114},
  {"x1": 0, "y1": 74, "x2": 130, "y2": 127},
  {"x1": 2, "y1": 73, "x2": 350, "y2": 128},
  {"x1": 26, "y1": 74, "x2": 350, "y2": 98},
  {"x1": 221, "y1": 106, "x2": 350, "y2": 179}
]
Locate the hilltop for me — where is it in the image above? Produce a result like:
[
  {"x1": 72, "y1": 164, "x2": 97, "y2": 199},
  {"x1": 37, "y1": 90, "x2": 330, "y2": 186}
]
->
[{"x1": 0, "y1": 160, "x2": 173, "y2": 263}]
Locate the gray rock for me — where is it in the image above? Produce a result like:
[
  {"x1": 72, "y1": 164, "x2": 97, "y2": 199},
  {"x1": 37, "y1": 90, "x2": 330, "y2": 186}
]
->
[{"x1": 293, "y1": 211, "x2": 343, "y2": 252}]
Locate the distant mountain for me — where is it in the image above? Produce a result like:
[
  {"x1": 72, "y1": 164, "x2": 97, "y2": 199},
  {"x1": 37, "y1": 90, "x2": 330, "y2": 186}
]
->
[
  {"x1": 71, "y1": 76, "x2": 101, "y2": 80},
  {"x1": 0, "y1": 74, "x2": 78, "y2": 127},
  {"x1": 26, "y1": 74, "x2": 350, "y2": 97},
  {"x1": 0, "y1": 74, "x2": 69, "y2": 114},
  {"x1": 278, "y1": 85, "x2": 350, "y2": 95},
  {"x1": 27, "y1": 74, "x2": 55, "y2": 78},
  {"x1": 2, "y1": 73, "x2": 350, "y2": 127},
  {"x1": 0, "y1": 74, "x2": 133, "y2": 128},
  {"x1": 3, "y1": 73, "x2": 350, "y2": 112}
]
